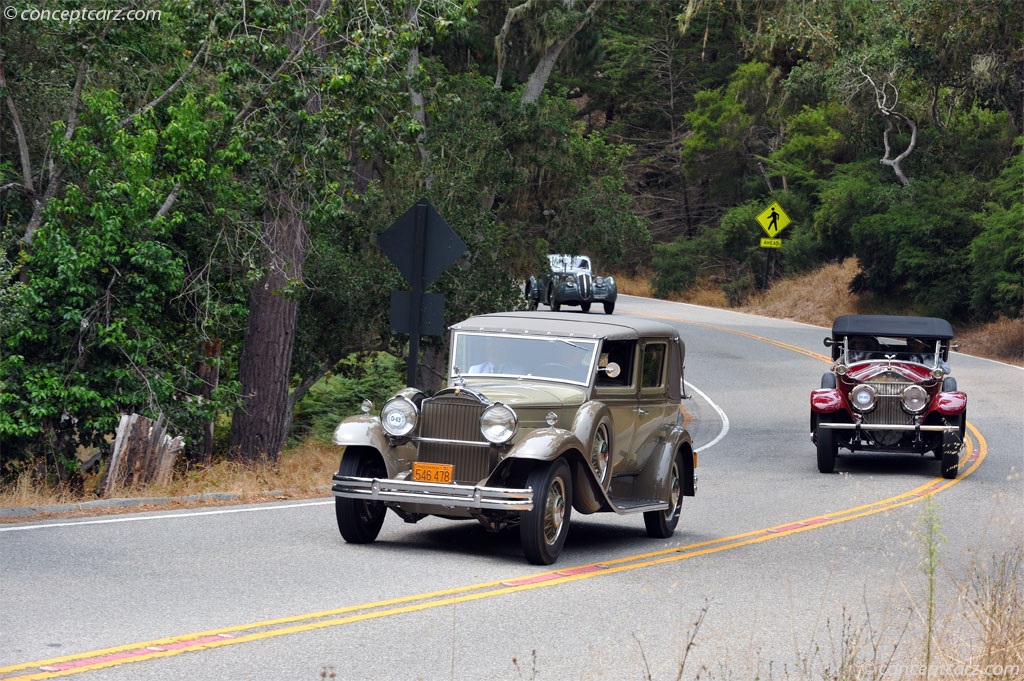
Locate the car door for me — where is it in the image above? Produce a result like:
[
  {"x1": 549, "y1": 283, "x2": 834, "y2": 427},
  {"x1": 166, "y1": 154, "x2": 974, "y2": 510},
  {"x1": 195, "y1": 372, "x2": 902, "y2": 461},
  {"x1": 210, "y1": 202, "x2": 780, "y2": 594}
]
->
[
  {"x1": 592, "y1": 339, "x2": 638, "y2": 473},
  {"x1": 631, "y1": 339, "x2": 675, "y2": 469}
]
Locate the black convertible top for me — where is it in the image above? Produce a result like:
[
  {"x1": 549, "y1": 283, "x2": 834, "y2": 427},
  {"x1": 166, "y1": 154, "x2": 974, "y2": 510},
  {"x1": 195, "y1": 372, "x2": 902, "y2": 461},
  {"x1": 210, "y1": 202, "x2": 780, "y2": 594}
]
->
[{"x1": 831, "y1": 315, "x2": 954, "y2": 339}]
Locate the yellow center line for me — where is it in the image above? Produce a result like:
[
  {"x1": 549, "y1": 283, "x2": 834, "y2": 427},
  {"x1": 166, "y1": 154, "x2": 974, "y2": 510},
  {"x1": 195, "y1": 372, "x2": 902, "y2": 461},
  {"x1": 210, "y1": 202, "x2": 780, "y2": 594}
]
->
[{"x1": 1, "y1": 314, "x2": 986, "y2": 681}]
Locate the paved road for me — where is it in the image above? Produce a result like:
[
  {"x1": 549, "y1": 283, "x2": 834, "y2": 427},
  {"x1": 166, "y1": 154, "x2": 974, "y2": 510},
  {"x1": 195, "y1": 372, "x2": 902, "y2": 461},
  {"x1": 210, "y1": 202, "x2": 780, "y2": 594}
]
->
[{"x1": 2, "y1": 297, "x2": 1021, "y2": 680}]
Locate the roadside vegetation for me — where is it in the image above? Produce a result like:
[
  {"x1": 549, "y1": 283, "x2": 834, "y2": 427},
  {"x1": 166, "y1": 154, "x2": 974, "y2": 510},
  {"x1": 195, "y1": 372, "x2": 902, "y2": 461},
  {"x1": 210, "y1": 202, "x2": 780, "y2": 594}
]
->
[{"x1": 2, "y1": 0, "x2": 1021, "y2": 497}]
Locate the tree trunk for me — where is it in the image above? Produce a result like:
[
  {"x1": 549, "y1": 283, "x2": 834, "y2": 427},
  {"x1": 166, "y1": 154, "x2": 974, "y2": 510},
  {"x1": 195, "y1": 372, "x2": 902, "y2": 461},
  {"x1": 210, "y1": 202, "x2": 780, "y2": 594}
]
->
[{"x1": 228, "y1": 186, "x2": 307, "y2": 462}]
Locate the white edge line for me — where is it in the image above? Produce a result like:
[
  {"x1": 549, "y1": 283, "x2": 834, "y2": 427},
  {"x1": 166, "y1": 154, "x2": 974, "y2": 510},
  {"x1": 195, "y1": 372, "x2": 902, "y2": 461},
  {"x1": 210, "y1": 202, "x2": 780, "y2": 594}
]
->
[
  {"x1": 685, "y1": 380, "x2": 729, "y2": 453},
  {"x1": 0, "y1": 500, "x2": 333, "y2": 532}
]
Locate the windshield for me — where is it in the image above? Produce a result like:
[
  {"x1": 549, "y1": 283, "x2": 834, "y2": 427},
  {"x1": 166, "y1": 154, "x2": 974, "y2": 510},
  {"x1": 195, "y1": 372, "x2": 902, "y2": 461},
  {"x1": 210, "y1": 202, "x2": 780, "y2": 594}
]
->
[
  {"x1": 841, "y1": 335, "x2": 947, "y2": 367},
  {"x1": 451, "y1": 333, "x2": 599, "y2": 385}
]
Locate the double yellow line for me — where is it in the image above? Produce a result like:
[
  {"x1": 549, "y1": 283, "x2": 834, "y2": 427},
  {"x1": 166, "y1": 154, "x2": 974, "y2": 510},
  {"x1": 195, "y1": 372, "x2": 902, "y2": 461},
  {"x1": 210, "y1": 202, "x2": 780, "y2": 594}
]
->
[{"x1": 0, "y1": 424, "x2": 987, "y2": 681}]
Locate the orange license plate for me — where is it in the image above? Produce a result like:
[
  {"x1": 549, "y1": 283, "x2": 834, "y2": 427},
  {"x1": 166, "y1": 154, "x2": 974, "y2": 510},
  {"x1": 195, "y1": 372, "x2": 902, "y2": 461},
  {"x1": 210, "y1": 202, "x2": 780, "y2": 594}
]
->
[{"x1": 412, "y1": 462, "x2": 453, "y2": 483}]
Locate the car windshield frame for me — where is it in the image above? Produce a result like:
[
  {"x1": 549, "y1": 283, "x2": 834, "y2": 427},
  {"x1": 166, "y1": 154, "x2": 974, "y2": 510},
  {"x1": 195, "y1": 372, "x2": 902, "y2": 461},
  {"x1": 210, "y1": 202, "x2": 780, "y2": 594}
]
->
[
  {"x1": 838, "y1": 334, "x2": 949, "y2": 368},
  {"x1": 451, "y1": 332, "x2": 600, "y2": 386}
]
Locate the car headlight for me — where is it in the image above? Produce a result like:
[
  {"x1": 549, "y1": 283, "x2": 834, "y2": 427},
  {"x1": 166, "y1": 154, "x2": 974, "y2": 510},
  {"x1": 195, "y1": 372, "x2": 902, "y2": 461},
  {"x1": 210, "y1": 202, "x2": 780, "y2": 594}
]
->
[
  {"x1": 902, "y1": 385, "x2": 929, "y2": 413},
  {"x1": 381, "y1": 396, "x2": 418, "y2": 437},
  {"x1": 565, "y1": 274, "x2": 576, "y2": 288},
  {"x1": 480, "y1": 403, "x2": 517, "y2": 444},
  {"x1": 849, "y1": 384, "x2": 876, "y2": 412}
]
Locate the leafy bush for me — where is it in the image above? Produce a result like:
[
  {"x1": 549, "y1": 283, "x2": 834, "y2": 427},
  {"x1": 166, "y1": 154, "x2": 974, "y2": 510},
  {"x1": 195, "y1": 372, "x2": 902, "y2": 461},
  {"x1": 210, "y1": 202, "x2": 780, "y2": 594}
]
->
[{"x1": 290, "y1": 352, "x2": 406, "y2": 443}]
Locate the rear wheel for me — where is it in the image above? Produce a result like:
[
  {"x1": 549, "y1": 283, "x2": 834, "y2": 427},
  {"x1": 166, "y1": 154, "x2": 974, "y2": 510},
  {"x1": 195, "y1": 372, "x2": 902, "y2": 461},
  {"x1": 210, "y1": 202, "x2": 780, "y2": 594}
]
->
[
  {"x1": 816, "y1": 424, "x2": 837, "y2": 473},
  {"x1": 521, "y1": 459, "x2": 572, "y2": 565},
  {"x1": 644, "y1": 452, "x2": 683, "y2": 538},
  {"x1": 335, "y1": 453, "x2": 387, "y2": 543}
]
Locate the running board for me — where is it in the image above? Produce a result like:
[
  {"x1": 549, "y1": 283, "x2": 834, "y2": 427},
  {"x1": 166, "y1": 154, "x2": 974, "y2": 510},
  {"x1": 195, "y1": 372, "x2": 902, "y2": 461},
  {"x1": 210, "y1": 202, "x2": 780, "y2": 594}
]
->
[{"x1": 608, "y1": 497, "x2": 667, "y2": 514}]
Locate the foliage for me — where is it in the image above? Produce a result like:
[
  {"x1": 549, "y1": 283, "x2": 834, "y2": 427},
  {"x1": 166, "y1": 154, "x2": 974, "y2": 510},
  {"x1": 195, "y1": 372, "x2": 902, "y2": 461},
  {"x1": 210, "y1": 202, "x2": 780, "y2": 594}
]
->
[
  {"x1": 2, "y1": 0, "x2": 1021, "y2": 482},
  {"x1": 291, "y1": 353, "x2": 406, "y2": 443},
  {"x1": 969, "y1": 139, "x2": 1024, "y2": 320},
  {"x1": 0, "y1": 86, "x2": 246, "y2": 483},
  {"x1": 850, "y1": 174, "x2": 985, "y2": 319}
]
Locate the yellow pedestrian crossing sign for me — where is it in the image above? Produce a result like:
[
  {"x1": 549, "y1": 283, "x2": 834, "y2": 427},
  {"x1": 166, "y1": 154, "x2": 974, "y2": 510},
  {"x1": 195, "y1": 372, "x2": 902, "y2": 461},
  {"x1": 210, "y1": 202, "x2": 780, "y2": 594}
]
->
[{"x1": 756, "y1": 201, "x2": 791, "y2": 237}]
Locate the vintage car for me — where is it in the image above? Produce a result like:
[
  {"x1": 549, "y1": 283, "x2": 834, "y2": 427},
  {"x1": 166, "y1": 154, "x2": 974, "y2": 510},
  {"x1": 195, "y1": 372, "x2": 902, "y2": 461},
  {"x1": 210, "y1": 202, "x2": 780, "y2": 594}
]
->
[
  {"x1": 332, "y1": 312, "x2": 696, "y2": 565},
  {"x1": 810, "y1": 315, "x2": 967, "y2": 479},
  {"x1": 525, "y1": 254, "x2": 617, "y2": 314}
]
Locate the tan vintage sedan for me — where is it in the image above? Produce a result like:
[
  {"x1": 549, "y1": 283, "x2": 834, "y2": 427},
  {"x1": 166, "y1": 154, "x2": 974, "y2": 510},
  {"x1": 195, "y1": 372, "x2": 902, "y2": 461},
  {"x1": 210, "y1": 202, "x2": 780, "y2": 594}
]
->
[{"x1": 331, "y1": 311, "x2": 696, "y2": 565}]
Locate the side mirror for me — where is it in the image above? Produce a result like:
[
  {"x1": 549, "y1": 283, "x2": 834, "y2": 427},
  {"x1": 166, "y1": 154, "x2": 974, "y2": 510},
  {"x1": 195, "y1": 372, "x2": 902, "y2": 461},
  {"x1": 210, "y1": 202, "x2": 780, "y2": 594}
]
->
[
  {"x1": 823, "y1": 337, "x2": 834, "y2": 348},
  {"x1": 601, "y1": 362, "x2": 621, "y2": 378}
]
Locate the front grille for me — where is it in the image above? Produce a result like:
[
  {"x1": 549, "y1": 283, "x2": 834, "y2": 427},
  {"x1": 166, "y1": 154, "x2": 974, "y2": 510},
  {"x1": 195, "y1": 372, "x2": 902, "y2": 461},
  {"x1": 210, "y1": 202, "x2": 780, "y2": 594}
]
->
[
  {"x1": 417, "y1": 394, "x2": 497, "y2": 484},
  {"x1": 578, "y1": 272, "x2": 593, "y2": 300},
  {"x1": 861, "y1": 381, "x2": 915, "y2": 427}
]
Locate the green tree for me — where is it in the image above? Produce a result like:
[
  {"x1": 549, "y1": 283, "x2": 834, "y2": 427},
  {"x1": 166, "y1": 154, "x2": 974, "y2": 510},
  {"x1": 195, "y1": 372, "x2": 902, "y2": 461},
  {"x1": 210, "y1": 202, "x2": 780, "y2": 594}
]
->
[{"x1": 969, "y1": 138, "x2": 1024, "y2": 320}]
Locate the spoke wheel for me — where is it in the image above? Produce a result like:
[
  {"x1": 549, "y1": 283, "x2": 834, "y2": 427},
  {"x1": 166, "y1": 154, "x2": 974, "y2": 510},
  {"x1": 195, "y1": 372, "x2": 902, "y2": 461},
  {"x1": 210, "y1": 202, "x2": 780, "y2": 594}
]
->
[
  {"x1": 590, "y1": 422, "x2": 611, "y2": 488},
  {"x1": 335, "y1": 454, "x2": 387, "y2": 544},
  {"x1": 521, "y1": 459, "x2": 572, "y2": 565},
  {"x1": 644, "y1": 452, "x2": 683, "y2": 538}
]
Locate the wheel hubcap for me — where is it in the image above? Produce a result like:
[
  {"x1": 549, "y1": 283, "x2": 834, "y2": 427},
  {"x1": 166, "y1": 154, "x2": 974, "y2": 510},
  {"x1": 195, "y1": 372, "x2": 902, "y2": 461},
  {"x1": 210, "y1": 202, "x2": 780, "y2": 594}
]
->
[
  {"x1": 591, "y1": 426, "x2": 610, "y2": 483},
  {"x1": 544, "y1": 478, "x2": 566, "y2": 545}
]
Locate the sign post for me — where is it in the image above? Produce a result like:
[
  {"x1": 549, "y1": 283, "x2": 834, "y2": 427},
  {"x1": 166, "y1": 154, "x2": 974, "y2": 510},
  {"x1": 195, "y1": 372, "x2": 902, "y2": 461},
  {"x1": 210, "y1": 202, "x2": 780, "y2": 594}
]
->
[
  {"x1": 755, "y1": 200, "x2": 791, "y2": 289},
  {"x1": 378, "y1": 198, "x2": 467, "y2": 387}
]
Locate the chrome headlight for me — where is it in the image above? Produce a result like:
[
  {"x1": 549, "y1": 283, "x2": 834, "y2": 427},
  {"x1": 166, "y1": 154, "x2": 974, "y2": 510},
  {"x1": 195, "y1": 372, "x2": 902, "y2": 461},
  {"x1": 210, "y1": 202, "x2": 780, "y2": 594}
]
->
[
  {"x1": 564, "y1": 274, "x2": 576, "y2": 288},
  {"x1": 902, "y1": 385, "x2": 929, "y2": 413},
  {"x1": 480, "y1": 403, "x2": 517, "y2": 444},
  {"x1": 381, "y1": 396, "x2": 418, "y2": 437},
  {"x1": 849, "y1": 384, "x2": 876, "y2": 412}
]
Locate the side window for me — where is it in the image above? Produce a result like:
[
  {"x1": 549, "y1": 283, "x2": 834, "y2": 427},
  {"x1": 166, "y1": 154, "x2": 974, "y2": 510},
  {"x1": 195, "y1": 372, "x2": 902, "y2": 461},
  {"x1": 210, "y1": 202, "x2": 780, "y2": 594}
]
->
[
  {"x1": 596, "y1": 340, "x2": 636, "y2": 387},
  {"x1": 641, "y1": 343, "x2": 666, "y2": 389}
]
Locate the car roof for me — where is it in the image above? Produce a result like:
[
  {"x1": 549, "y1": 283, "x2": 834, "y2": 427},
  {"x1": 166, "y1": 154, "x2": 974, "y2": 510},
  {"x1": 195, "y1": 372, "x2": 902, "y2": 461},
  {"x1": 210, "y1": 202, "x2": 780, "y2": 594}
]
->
[
  {"x1": 831, "y1": 314, "x2": 954, "y2": 339},
  {"x1": 452, "y1": 311, "x2": 679, "y2": 342}
]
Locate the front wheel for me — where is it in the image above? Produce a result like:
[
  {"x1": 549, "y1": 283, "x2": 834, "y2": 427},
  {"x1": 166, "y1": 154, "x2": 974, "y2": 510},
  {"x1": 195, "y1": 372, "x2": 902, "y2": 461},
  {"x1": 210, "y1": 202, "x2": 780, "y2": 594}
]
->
[
  {"x1": 644, "y1": 452, "x2": 683, "y2": 538},
  {"x1": 816, "y1": 424, "x2": 837, "y2": 473},
  {"x1": 335, "y1": 453, "x2": 387, "y2": 544},
  {"x1": 521, "y1": 459, "x2": 572, "y2": 565},
  {"x1": 940, "y1": 413, "x2": 963, "y2": 479},
  {"x1": 603, "y1": 301, "x2": 615, "y2": 314}
]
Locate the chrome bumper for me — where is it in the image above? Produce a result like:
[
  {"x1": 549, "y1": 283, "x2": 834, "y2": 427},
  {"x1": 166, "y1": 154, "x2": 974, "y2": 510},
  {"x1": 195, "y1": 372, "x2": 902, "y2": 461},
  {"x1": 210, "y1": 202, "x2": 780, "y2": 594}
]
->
[
  {"x1": 332, "y1": 475, "x2": 534, "y2": 511},
  {"x1": 818, "y1": 423, "x2": 960, "y2": 433}
]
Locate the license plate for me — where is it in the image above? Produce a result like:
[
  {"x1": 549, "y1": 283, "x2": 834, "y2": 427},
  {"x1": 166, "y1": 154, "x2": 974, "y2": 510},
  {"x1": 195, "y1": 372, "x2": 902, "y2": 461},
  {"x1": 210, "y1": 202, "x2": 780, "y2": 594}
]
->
[{"x1": 412, "y1": 462, "x2": 453, "y2": 483}]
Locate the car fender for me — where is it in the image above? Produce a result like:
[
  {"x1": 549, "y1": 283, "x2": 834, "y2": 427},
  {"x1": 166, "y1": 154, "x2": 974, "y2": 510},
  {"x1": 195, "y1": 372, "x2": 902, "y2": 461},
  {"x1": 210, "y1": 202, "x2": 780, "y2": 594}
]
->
[
  {"x1": 332, "y1": 415, "x2": 416, "y2": 479},
  {"x1": 525, "y1": 276, "x2": 540, "y2": 301},
  {"x1": 507, "y1": 427, "x2": 585, "y2": 462},
  {"x1": 811, "y1": 388, "x2": 847, "y2": 414},
  {"x1": 635, "y1": 437, "x2": 692, "y2": 502},
  {"x1": 931, "y1": 391, "x2": 967, "y2": 416}
]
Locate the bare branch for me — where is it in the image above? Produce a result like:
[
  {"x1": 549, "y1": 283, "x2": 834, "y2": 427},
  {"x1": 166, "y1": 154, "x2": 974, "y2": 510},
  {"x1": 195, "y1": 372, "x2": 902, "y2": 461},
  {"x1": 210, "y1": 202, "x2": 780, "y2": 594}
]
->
[
  {"x1": 522, "y1": 0, "x2": 606, "y2": 104},
  {"x1": 156, "y1": 183, "x2": 183, "y2": 219},
  {"x1": 494, "y1": 0, "x2": 537, "y2": 90},
  {"x1": 119, "y1": 41, "x2": 210, "y2": 130},
  {"x1": 0, "y1": 57, "x2": 35, "y2": 195}
]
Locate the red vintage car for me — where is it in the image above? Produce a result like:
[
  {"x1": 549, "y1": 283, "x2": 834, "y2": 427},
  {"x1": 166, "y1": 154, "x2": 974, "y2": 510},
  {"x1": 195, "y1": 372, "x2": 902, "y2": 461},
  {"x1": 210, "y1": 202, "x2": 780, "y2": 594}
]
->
[{"x1": 810, "y1": 315, "x2": 967, "y2": 478}]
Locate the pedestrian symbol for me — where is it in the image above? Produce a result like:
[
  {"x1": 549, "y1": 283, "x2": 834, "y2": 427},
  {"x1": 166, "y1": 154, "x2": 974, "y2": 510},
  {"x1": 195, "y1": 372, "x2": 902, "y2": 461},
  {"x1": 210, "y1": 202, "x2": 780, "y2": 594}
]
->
[{"x1": 756, "y1": 201, "x2": 791, "y2": 237}]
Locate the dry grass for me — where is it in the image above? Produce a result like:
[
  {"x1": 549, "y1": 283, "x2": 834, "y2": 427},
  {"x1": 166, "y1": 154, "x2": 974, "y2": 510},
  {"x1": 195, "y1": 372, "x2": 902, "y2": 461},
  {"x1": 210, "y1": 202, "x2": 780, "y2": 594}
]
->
[
  {"x1": 741, "y1": 259, "x2": 867, "y2": 328},
  {"x1": 0, "y1": 441, "x2": 338, "y2": 512},
  {"x1": 613, "y1": 269, "x2": 654, "y2": 298}
]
